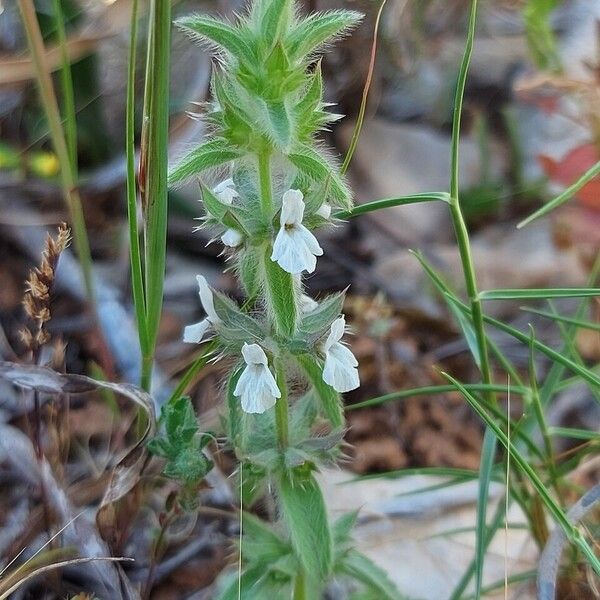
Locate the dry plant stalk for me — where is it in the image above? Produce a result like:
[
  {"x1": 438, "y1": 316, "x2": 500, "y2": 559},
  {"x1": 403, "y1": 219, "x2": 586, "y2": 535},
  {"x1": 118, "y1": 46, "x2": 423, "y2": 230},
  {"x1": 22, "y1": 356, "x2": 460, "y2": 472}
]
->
[{"x1": 20, "y1": 223, "x2": 71, "y2": 358}]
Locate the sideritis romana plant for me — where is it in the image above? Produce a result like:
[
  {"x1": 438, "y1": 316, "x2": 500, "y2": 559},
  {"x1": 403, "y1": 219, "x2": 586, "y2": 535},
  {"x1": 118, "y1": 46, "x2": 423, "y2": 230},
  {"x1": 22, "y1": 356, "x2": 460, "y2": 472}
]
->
[{"x1": 169, "y1": 1, "x2": 401, "y2": 597}]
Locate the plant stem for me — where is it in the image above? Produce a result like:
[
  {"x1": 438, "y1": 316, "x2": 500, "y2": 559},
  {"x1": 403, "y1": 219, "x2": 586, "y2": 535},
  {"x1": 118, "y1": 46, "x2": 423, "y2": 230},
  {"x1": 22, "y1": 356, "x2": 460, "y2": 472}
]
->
[
  {"x1": 125, "y1": 0, "x2": 149, "y2": 368},
  {"x1": 50, "y1": 0, "x2": 77, "y2": 178},
  {"x1": 447, "y1": 2, "x2": 495, "y2": 596},
  {"x1": 258, "y1": 151, "x2": 273, "y2": 219},
  {"x1": 275, "y1": 361, "x2": 289, "y2": 449},
  {"x1": 293, "y1": 570, "x2": 307, "y2": 600},
  {"x1": 18, "y1": 0, "x2": 95, "y2": 309},
  {"x1": 448, "y1": 0, "x2": 493, "y2": 403}
]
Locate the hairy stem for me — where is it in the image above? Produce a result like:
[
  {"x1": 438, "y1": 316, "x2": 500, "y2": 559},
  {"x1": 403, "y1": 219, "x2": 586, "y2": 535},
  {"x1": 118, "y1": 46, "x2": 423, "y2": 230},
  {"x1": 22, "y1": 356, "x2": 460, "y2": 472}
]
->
[
  {"x1": 275, "y1": 361, "x2": 289, "y2": 449},
  {"x1": 258, "y1": 151, "x2": 273, "y2": 219}
]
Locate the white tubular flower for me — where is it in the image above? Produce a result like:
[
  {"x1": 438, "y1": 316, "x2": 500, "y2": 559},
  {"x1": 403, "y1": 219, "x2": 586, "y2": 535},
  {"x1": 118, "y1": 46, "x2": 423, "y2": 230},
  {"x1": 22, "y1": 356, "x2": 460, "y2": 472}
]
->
[
  {"x1": 234, "y1": 343, "x2": 281, "y2": 414},
  {"x1": 213, "y1": 178, "x2": 238, "y2": 205},
  {"x1": 183, "y1": 275, "x2": 221, "y2": 344},
  {"x1": 271, "y1": 189, "x2": 323, "y2": 274},
  {"x1": 300, "y1": 293, "x2": 318, "y2": 313},
  {"x1": 316, "y1": 202, "x2": 332, "y2": 219},
  {"x1": 322, "y1": 316, "x2": 360, "y2": 393},
  {"x1": 221, "y1": 228, "x2": 243, "y2": 247}
]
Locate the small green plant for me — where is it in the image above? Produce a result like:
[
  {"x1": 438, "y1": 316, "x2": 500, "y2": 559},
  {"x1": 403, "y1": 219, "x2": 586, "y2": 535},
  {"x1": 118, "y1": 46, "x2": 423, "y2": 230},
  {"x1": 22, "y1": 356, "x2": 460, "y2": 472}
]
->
[{"x1": 166, "y1": 1, "x2": 401, "y2": 597}]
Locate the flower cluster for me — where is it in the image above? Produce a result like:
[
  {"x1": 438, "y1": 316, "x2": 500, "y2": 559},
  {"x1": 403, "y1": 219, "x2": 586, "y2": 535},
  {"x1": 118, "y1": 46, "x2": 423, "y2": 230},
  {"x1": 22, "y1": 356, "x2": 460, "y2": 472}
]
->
[
  {"x1": 171, "y1": 0, "x2": 363, "y2": 418},
  {"x1": 167, "y1": 2, "x2": 404, "y2": 598}
]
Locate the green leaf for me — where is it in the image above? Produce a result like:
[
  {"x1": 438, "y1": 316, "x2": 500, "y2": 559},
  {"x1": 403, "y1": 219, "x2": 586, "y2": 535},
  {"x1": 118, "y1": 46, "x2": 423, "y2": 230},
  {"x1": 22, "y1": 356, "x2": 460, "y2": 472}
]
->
[
  {"x1": 295, "y1": 64, "x2": 323, "y2": 123},
  {"x1": 287, "y1": 10, "x2": 363, "y2": 60},
  {"x1": 289, "y1": 144, "x2": 350, "y2": 206},
  {"x1": 176, "y1": 15, "x2": 255, "y2": 62},
  {"x1": 518, "y1": 159, "x2": 600, "y2": 228},
  {"x1": 478, "y1": 288, "x2": 600, "y2": 301},
  {"x1": 444, "y1": 372, "x2": 600, "y2": 579},
  {"x1": 261, "y1": 245, "x2": 298, "y2": 337},
  {"x1": 411, "y1": 250, "x2": 482, "y2": 369},
  {"x1": 264, "y1": 100, "x2": 291, "y2": 149},
  {"x1": 277, "y1": 470, "x2": 332, "y2": 581},
  {"x1": 199, "y1": 182, "x2": 229, "y2": 220},
  {"x1": 521, "y1": 307, "x2": 600, "y2": 332},
  {"x1": 337, "y1": 550, "x2": 402, "y2": 600},
  {"x1": 474, "y1": 428, "x2": 497, "y2": 598},
  {"x1": 168, "y1": 140, "x2": 242, "y2": 185},
  {"x1": 348, "y1": 383, "x2": 529, "y2": 411},
  {"x1": 262, "y1": 0, "x2": 292, "y2": 43},
  {"x1": 237, "y1": 247, "x2": 260, "y2": 298},
  {"x1": 216, "y1": 566, "x2": 291, "y2": 600},
  {"x1": 296, "y1": 354, "x2": 343, "y2": 428},
  {"x1": 241, "y1": 512, "x2": 292, "y2": 565},
  {"x1": 163, "y1": 395, "x2": 198, "y2": 443},
  {"x1": 332, "y1": 511, "x2": 359, "y2": 547},
  {"x1": 334, "y1": 192, "x2": 450, "y2": 220},
  {"x1": 211, "y1": 291, "x2": 264, "y2": 344},
  {"x1": 299, "y1": 292, "x2": 345, "y2": 337}
]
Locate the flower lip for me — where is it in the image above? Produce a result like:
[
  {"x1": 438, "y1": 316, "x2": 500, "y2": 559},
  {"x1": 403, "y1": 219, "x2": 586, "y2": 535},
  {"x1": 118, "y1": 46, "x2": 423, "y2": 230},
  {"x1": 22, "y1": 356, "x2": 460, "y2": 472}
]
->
[
  {"x1": 221, "y1": 228, "x2": 243, "y2": 247},
  {"x1": 316, "y1": 202, "x2": 332, "y2": 219},
  {"x1": 321, "y1": 315, "x2": 360, "y2": 393},
  {"x1": 213, "y1": 178, "x2": 238, "y2": 205},
  {"x1": 183, "y1": 319, "x2": 211, "y2": 344},
  {"x1": 271, "y1": 189, "x2": 323, "y2": 274},
  {"x1": 196, "y1": 274, "x2": 220, "y2": 324},
  {"x1": 241, "y1": 341, "x2": 269, "y2": 366},
  {"x1": 234, "y1": 343, "x2": 281, "y2": 414}
]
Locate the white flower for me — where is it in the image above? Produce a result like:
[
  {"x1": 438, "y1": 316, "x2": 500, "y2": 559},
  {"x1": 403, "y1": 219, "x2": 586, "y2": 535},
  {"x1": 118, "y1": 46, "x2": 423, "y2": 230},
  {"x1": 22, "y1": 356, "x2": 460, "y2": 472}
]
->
[
  {"x1": 221, "y1": 228, "x2": 243, "y2": 247},
  {"x1": 271, "y1": 189, "x2": 323, "y2": 274},
  {"x1": 316, "y1": 202, "x2": 332, "y2": 219},
  {"x1": 322, "y1": 316, "x2": 360, "y2": 393},
  {"x1": 300, "y1": 293, "x2": 318, "y2": 313},
  {"x1": 213, "y1": 178, "x2": 238, "y2": 205},
  {"x1": 183, "y1": 275, "x2": 221, "y2": 344},
  {"x1": 234, "y1": 343, "x2": 281, "y2": 414}
]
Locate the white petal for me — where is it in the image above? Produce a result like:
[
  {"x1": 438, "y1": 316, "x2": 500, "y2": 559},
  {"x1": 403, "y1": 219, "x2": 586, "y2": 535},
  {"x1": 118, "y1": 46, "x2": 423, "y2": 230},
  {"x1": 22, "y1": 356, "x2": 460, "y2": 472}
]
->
[
  {"x1": 316, "y1": 203, "x2": 332, "y2": 219},
  {"x1": 221, "y1": 228, "x2": 243, "y2": 247},
  {"x1": 213, "y1": 178, "x2": 238, "y2": 205},
  {"x1": 323, "y1": 343, "x2": 360, "y2": 392},
  {"x1": 183, "y1": 319, "x2": 210, "y2": 343},
  {"x1": 300, "y1": 294, "x2": 318, "y2": 313},
  {"x1": 234, "y1": 352, "x2": 281, "y2": 414},
  {"x1": 297, "y1": 225, "x2": 323, "y2": 256},
  {"x1": 196, "y1": 275, "x2": 220, "y2": 324},
  {"x1": 271, "y1": 228, "x2": 321, "y2": 274},
  {"x1": 241, "y1": 342, "x2": 268, "y2": 366},
  {"x1": 280, "y1": 189, "x2": 305, "y2": 226},
  {"x1": 324, "y1": 316, "x2": 346, "y2": 351}
]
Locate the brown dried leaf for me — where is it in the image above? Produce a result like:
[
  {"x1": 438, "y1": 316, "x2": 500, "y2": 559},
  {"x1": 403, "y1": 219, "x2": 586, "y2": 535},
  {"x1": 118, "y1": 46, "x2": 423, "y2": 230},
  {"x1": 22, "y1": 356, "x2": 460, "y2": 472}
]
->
[{"x1": 0, "y1": 362, "x2": 156, "y2": 536}]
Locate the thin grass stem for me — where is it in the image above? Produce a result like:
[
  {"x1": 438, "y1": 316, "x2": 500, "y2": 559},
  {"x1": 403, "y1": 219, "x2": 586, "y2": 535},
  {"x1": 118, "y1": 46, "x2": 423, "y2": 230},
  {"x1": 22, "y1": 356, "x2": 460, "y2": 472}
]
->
[{"x1": 18, "y1": 0, "x2": 95, "y2": 308}]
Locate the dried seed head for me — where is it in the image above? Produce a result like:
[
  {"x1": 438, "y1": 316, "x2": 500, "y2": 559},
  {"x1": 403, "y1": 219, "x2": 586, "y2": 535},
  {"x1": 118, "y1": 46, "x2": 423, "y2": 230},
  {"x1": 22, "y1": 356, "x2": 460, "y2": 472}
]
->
[{"x1": 21, "y1": 223, "x2": 71, "y2": 355}]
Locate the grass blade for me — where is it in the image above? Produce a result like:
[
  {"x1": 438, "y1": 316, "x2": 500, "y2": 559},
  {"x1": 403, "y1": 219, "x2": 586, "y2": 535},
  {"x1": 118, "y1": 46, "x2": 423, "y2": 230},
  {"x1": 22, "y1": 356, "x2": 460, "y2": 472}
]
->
[
  {"x1": 479, "y1": 288, "x2": 600, "y2": 301},
  {"x1": 125, "y1": 0, "x2": 148, "y2": 361},
  {"x1": 443, "y1": 372, "x2": 600, "y2": 578},
  {"x1": 340, "y1": 0, "x2": 387, "y2": 175},
  {"x1": 139, "y1": 0, "x2": 172, "y2": 391},
  {"x1": 50, "y1": 0, "x2": 77, "y2": 176},
  {"x1": 18, "y1": 0, "x2": 95, "y2": 307},
  {"x1": 518, "y1": 159, "x2": 600, "y2": 228},
  {"x1": 334, "y1": 192, "x2": 450, "y2": 219},
  {"x1": 474, "y1": 428, "x2": 497, "y2": 598},
  {"x1": 521, "y1": 307, "x2": 600, "y2": 332}
]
